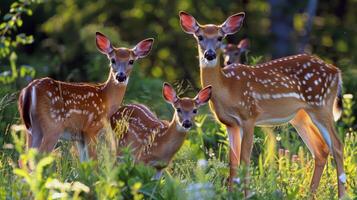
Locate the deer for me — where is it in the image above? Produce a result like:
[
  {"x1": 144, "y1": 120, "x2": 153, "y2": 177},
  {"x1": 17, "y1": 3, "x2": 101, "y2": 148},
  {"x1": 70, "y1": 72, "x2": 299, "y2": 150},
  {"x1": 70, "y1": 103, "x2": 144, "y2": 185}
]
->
[
  {"x1": 110, "y1": 82, "x2": 212, "y2": 178},
  {"x1": 179, "y1": 11, "x2": 346, "y2": 198},
  {"x1": 18, "y1": 32, "x2": 154, "y2": 162},
  {"x1": 222, "y1": 38, "x2": 249, "y2": 66}
]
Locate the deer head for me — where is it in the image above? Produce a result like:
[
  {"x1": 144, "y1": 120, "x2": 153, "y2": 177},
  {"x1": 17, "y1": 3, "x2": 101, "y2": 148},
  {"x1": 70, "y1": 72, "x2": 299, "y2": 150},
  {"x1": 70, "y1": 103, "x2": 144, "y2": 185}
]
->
[
  {"x1": 222, "y1": 38, "x2": 249, "y2": 65},
  {"x1": 96, "y1": 32, "x2": 154, "y2": 84},
  {"x1": 162, "y1": 82, "x2": 212, "y2": 131},
  {"x1": 179, "y1": 11, "x2": 245, "y2": 67}
]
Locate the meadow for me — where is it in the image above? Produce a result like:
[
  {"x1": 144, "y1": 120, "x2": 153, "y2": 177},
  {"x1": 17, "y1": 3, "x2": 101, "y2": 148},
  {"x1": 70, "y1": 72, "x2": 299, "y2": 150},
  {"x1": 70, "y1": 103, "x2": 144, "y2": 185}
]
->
[
  {"x1": 1, "y1": 0, "x2": 357, "y2": 199},
  {"x1": 0, "y1": 91, "x2": 356, "y2": 199}
]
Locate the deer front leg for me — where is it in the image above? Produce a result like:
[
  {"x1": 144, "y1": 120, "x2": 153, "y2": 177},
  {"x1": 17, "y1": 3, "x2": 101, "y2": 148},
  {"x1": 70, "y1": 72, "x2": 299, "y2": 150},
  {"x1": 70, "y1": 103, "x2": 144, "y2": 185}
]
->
[
  {"x1": 227, "y1": 125, "x2": 242, "y2": 189},
  {"x1": 81, "y1": 128, "x2": 102, "y2": 161},
  {"x1": 239, "y1": 121, "x2": 255, "y2": 197},
  {"x1": 76, "y1": 139, "x2": 89, "y2": 162}
]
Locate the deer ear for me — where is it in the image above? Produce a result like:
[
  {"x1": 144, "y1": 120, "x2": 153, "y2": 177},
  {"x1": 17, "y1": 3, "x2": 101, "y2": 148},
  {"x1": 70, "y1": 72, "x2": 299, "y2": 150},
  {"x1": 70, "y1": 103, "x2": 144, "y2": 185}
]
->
[
  {"x1": 133, "y1": 38, "x2": 154, "y2": 58},
  {"x1": 96, "y1": 32, "x2": 113, "y2": 54},
  {"x1": 237, "y1": 38, "x2": 249, "y2": 51},
  {"x1": 195, "y1": 85, "x2": 212, "y2": 106},
  {"x1": 221, "y1": 12, "x2": 245, "y2": 35},
  {"x1": 163, "y1": 82, "x2": 178, "y2": 103},
  {"x1": 179, "y1": 11, "x2": 199, "y2": 34}
]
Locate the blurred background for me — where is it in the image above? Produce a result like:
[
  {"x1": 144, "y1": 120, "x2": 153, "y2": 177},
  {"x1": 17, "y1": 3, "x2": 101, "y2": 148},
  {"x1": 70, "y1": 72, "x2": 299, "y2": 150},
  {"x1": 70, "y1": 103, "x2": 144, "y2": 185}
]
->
[
  {"x1": 1, "y1": 0, "x2": 357, "y2": 142},
  {"x1": 1, "y1": 2, "x2": 356, "y2": 198}
]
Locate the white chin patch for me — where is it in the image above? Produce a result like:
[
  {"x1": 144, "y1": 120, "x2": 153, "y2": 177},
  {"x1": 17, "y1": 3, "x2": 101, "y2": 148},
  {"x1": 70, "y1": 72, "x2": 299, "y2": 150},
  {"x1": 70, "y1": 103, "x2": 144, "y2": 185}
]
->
[
  {"x1": 113, "y1": 76, "x2": 129, "y2": 86},
  {"x1": 123, "y1": 77, "x2": 129, "y2": 85},
  {"x1": 200, "y1": 57, "x2": 217, "y2": 68},
  {"x1": 176, "y1": 123, "x2": 189, "y2": 132}
]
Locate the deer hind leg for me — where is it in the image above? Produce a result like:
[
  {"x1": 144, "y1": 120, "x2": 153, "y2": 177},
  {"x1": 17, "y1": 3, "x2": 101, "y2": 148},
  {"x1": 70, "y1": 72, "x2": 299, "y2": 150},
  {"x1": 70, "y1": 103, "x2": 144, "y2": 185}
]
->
[
  {"x1": 290, "y1": 110, "x2": 329, "y2": 195},
  {"x1": 306, "y1": 110, "x2": 346, "y2": 198},
  {"x1": 76, "y1": 136, "x2": 89, "y2": 162},
  {"x1": 37, "y1": 124, "x2": 62, "y2": 153},
  {"x1": 28, "y1": 118, "x2": 44, "y2": 149},
  {"x1": 26, "y1": 132, "x2": 32, "y2": 150},
  {"x1": 227, "y1": 125, "x2": 242, "y2": 189}
]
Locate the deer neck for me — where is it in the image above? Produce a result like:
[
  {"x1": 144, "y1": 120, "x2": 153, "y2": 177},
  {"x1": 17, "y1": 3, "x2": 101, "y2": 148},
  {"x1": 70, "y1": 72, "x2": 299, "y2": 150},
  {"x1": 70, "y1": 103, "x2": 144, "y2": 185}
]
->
[
  {"x1": 198, "y1": 48, "x2": 224, "y2": 89},
  {"x1": 102, "y1": 68, "x2": 127, "y2": 117},
  {"x1": 157, "y1": 113, "x2": 187, "y2": 159}
]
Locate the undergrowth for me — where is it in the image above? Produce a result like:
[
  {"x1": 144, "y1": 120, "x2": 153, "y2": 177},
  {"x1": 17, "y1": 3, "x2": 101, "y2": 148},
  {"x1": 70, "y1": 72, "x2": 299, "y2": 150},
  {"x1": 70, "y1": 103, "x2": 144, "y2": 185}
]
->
[{"x1": 0, "y1": 95, "x2": 356, "y2": 200}]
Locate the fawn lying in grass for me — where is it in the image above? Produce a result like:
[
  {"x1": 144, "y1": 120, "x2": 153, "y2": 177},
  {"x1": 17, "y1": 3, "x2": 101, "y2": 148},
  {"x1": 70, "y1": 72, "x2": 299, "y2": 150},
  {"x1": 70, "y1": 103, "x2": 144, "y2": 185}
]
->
[{"x1": 111, "y1": 83, "x2": 212, "y2": 177}]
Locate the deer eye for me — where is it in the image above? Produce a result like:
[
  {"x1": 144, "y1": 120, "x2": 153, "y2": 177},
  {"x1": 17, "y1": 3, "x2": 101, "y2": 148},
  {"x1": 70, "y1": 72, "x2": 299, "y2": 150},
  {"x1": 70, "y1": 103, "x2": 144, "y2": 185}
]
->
[
  {"x1": 197, "y1": 35, "x2": 203, "y2": 41},
  {"x1": 111, "y1": 58, "x2": 116, "y2": 64},
  {"x1": 128, "y1": 60, "x2": 134, "y2": 65},
  {"x1": 176, "y1": 108, "x2": 181, "y2": 113},
  {"x1": 217, "y1": 37, "x2": 223, "y2": 41},
  {"x1": 192, "y1": 109, "x2": 198, "y2": 114}
]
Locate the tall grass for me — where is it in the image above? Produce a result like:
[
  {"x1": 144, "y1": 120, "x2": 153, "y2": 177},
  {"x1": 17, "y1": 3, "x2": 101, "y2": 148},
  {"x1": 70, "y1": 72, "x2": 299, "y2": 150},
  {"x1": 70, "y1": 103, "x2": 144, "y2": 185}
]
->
[{"x1": 0, "y1": 95, "x2": 356, "y2": 199}]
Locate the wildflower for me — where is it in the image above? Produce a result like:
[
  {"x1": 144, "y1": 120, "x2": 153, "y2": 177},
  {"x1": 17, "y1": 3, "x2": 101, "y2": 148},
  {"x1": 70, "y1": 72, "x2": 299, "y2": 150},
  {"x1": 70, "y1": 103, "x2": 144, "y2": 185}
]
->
[
  {"x1": 291, "y1": 155, "x2": 298, "y2": 162},
  {"x1": 186, "y1": 183, "x2": 215, "y2": 200},
  {"x1": 233, "y1": 177, "x2": 241, "y2": 184},
  {"x1": 72, "y1": 181, "x2": 90, "y2": 193},
  {"x1": 284, "y1": 149, "x2": 290, "y2": 157},
  {"x1": 278, "y1": 148, "x2": 284, "y2": 158},
  {"x1": 197, "y1": 159, "x2": 208, "y2": 168},
  {"x1": 343, "y1": 94, "x2": 353, "y2": 99}
]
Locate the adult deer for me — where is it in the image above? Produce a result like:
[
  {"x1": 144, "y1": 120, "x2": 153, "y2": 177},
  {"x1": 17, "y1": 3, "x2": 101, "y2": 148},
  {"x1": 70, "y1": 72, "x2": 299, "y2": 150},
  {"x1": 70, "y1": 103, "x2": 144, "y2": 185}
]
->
[
  {"x1": 222, "y1": 38, "x2": 249, "y2": 65},
  {"x1": 111, "y1": 83, "x2": 211, "y2": 177},
  {"x1": 179, "y1": 11, "x2": 346, "y2": 197},
  {"x1": 18, "y1": 32, "x2": 154, "y2": 161}
]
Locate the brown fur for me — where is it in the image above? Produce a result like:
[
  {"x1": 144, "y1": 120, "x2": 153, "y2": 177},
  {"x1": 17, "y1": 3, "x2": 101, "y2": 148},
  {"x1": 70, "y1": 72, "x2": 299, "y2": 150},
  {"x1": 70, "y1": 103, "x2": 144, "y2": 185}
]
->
[{"x1": 180, "y1": 11, "x2": 346, "y2": 197}]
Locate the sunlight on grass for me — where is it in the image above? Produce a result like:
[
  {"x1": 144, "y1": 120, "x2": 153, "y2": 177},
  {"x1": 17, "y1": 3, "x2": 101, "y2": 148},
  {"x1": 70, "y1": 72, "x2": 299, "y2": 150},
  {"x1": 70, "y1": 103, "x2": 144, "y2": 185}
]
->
[{"x1": 0, "y1": 94, "x2": 356, "y2": 199}]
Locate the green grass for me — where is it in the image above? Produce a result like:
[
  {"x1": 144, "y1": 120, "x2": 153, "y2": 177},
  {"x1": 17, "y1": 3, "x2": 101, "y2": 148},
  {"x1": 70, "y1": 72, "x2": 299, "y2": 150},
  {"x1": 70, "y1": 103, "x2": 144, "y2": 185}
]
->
[{"x1": 0, "y1": 95, "x2": 356, "y2": 200}]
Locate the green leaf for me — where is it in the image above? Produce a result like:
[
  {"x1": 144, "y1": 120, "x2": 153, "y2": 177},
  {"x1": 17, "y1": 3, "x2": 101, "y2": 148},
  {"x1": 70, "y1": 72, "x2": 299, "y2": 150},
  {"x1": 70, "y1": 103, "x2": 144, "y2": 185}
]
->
[
  {"x1": 3, "y1": 14, "x2": 13, "y2": 21},
  {"x1": 13, "y1": 168, "x2": 30, "y2": 181},
  {"x1": 8, "y1": 20, "x2": 15, "y2": 27},
  {"x1": 26, "y1": 9, "x2": 33, "y2": 16},
  {"x1": 16, "y1": 19, "x2": 23, "y2": 27},
  {"x1": 0, "y1": 22, "x2": 6, "y2": 29}
]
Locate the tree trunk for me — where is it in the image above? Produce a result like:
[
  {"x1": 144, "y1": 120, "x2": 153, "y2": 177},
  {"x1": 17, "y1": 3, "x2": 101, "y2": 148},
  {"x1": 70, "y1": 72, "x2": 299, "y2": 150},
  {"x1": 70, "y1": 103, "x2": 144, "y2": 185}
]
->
[
  {"x1": 268, "y1": 0, "x2": 298, "y2": 58},
  {"x1": 298, "y1": 0, "x2": 318, "y2": 53}
]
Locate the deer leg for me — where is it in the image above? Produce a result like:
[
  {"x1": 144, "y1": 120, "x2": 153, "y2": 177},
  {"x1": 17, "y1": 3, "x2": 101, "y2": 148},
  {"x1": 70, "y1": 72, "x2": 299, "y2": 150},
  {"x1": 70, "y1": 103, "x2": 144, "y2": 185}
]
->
[
  {"x1": 76, "y1": 138, "x2": 89, "y2": 162},
  {"x1": 38, "y1": 133, "x2": 61, "y2": 153},
  {"x1": 307, "y1": 111, "x2": 346, "y2": 198},
  {"x1": 290, "y1": 110, "x2": 329, "y2": 195},
  {"x1": 240, "y1": 121, "x2": 255, "y2": 197},
  {"x1": 227, "y1": 125, "x2": 242, "y2": 189},
  {"x1": 29, "y1": 120, "x2": 43, "y2": 149},
  {"x1": 84, "y1": 132, "x2": 98, "y2": 160},
  {"x1": 26, "y1": 132, "x2": 32, "y2": 151},
  {"x1": 153, "y1": 170, "x2": 163, "y2": 180}
]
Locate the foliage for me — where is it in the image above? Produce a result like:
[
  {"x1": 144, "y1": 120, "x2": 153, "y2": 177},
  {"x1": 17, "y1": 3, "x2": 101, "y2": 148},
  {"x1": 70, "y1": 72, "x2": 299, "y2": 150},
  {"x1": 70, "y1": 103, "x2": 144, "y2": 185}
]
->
[
  {"x1": 0, "y1": 0, "x2": 40, "y2": 84},
  {"x1": 0, "y1": 0, "x2": 357, "y2": 199},
  {"x1": 0, "y1": 95, "x2": 356, "y2": 199}
]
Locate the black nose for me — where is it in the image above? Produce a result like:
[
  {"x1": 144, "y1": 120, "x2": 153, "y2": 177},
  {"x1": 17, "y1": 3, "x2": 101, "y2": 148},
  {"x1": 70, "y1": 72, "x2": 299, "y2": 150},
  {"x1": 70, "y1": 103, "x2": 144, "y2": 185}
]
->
[
  {"x1": 116, "y1": 73, "x2": 127, "y2": 82},
  {"x1": 182, "y1": 120, "x2": 192, "y2": 129},
  {"x1": 204, "y1": 50, "x2": 216, "y2": 61},
  {"x1": 226, "y1": 61, "x2": 232, "y2": 65}
]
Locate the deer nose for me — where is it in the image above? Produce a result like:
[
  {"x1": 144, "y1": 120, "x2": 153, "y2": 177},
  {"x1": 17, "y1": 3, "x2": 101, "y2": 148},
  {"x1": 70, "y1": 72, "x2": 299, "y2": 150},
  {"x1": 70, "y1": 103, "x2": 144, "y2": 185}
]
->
[
  {"x1": 226, "y1": 61, "x2": 232, "y2": 65},
  {"x1": 182, "y1": 120, "x2": 192, "y2": 129},
  {"x1": 204, "y1": 50, "x2": 216, "y2": 61},
  {"x1": 116, "y1": 72, "x2": 127, "y2": 82}
]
